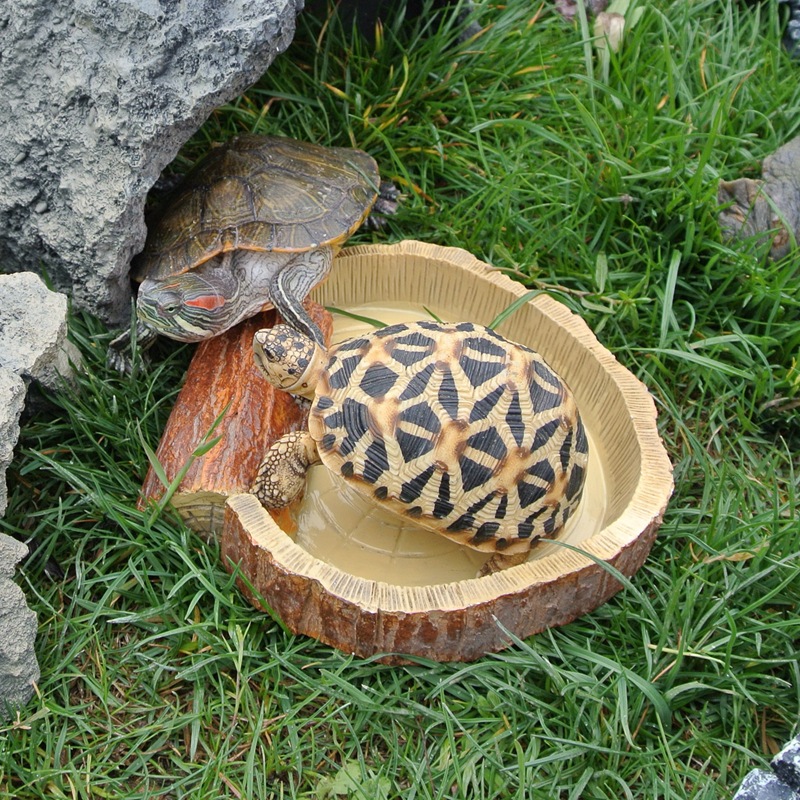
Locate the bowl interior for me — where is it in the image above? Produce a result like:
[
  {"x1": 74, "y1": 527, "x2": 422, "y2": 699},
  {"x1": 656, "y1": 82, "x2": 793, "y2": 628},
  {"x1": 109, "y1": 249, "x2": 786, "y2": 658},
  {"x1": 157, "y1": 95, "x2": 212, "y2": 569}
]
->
[{"x1": 260, "y1": 241, "x2": 658, "y2": 585}]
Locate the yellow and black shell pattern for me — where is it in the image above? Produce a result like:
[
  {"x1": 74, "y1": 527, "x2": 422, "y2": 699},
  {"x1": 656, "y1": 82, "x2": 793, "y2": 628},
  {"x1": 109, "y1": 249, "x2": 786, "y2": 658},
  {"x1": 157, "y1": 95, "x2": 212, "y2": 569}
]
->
[{"x1": 308, "y1": 321, "x2": 590, "y2": 555}]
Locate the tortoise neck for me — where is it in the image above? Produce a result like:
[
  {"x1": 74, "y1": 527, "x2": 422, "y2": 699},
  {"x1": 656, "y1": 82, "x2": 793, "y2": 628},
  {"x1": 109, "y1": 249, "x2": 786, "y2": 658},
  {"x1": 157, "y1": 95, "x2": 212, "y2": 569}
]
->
[{"x1": 292, "y1": 344, "x2": 327, "y2": 400}]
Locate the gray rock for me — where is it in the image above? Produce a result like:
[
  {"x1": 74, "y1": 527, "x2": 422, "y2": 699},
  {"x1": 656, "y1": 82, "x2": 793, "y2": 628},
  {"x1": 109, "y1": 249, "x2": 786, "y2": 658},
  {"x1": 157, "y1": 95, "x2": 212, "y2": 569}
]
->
[
  {"x1": 733, "y1": 769, "x2": 800, "y2": 800},
  {"x1": 0, "y1": 534, "x2": 40, "y2": 715},
  {"x1": 0, "y1": 0, "x2": 301, "y2": 326},
  {"x1": 773, "y1": 736, "x2": 800, "y2": 794},
  {"x1": 0, "y1": 272, "x2": 81, "y2": 392},
  {"x1": 0, "y1": 370, "x2": 26, "y2": 518},
  {"x1": 0, "y1": 273, "x2": 77, "y2": 712},
  {"x1": 718, "y1": 135, "x2": 800, "y2": 260},
  {"x1": 0, "y1": 273, "x2": 77, "y2": 515}
]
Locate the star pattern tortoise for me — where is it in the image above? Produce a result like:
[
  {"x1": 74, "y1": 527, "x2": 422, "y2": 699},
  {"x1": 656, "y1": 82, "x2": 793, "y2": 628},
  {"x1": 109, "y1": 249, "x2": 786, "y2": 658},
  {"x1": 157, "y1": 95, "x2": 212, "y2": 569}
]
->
[
  {"x1": 107, "y1": 134, "x2": 397, "y2": 372},
  {"x1": 251, "y1": 320, "x2": 589, "y2": 574}
]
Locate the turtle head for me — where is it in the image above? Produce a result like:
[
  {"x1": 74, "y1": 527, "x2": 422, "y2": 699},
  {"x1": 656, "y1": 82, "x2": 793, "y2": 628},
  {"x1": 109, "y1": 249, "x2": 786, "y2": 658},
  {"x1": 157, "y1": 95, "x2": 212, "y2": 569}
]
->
[
  {"x1": 253, "y1": 324, "x2": 326, "y2": 400},
  {"x1": 136, "y1": 256, "x2": 245, "y2": 342}
]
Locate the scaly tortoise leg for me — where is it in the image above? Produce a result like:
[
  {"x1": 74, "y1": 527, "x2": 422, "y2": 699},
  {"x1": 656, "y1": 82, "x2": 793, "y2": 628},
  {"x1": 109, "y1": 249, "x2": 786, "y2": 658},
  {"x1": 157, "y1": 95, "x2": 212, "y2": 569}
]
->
[{"x1": 251, "y1": 431, "x2": 321, "y2": 509}]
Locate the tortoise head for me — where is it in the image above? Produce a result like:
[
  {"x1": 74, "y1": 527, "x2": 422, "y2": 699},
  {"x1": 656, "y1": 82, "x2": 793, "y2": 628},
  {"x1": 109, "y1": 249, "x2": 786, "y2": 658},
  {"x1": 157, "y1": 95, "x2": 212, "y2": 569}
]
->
[{"x1": 253, "y1": 324, "x2": 326, "y2": 400}]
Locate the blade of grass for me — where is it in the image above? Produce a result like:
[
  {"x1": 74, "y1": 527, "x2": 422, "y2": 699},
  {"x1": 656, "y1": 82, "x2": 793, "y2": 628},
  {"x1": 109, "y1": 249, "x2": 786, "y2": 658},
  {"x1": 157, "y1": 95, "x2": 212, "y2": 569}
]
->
[
  {"x1": 659, "y1": 251, "x2": 681, "y2": 348},
  {"x1": 487, "y1": 289, "x2": 542, "y2": 330},
  {"x1": 137, "y1": 402, "x2": 230, "y2": 523},
  {"x1": 327, "y1": 306, "x2": 388, "y2": 328}
]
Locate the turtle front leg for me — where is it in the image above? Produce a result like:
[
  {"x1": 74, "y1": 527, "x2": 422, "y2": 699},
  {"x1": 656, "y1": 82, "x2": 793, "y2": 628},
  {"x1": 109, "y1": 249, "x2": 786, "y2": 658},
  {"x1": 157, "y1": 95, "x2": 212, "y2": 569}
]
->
[
  {"x1": 106, "y1": 320, "x2": 159, "y2": 374},
  {"x1": 269, "y1": 247, "x2": 333, "y2": 347},
  {"x1": 251, "y1": 431, "x2": 321, "y2": 509}
]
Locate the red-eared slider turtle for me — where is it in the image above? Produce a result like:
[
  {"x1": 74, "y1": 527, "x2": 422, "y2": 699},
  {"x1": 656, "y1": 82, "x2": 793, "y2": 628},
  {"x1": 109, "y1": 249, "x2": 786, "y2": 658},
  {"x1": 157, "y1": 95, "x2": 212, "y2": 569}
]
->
[
  {"x1": 251, "y1": 320, "x2": 589, "y2": 574},
  {"x1": 108, "y1": 134, "x2": 397, "y2": 372}
]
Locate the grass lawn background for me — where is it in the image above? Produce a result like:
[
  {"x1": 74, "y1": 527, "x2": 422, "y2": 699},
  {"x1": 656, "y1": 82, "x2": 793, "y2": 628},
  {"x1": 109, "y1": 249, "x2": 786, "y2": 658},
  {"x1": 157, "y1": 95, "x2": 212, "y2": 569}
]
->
[{"x1": 2, "y1": 1, "x2": 799, "y2": 797}]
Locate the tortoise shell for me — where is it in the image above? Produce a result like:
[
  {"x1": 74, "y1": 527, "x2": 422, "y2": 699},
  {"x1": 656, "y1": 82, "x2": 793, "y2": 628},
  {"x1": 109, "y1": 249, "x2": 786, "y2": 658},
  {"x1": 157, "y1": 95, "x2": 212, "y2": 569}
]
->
[
  {"x1": 133, "y1": 134, "x2": 380, "y2": 282},
  {"x1": 308, "y1": 321, "x2": 589, "y2": 554}
]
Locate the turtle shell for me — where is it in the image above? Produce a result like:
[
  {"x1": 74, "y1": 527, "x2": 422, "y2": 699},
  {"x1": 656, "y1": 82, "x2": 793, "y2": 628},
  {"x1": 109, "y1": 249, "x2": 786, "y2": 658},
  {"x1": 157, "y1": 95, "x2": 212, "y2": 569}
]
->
[
  {"x1": 308, "y1": 321, "x2": 590, "y2": 555},
  {"x1": 133, "y1": 134, "x2": 380, "y2": 282}
]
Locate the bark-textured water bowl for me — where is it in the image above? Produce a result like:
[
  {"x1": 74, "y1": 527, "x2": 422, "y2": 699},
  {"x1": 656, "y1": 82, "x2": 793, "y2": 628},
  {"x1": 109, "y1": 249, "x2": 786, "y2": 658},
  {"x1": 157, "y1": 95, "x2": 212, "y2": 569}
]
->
[{"x1": 218, "y1": 241, "x2": 673, "y2": 662}]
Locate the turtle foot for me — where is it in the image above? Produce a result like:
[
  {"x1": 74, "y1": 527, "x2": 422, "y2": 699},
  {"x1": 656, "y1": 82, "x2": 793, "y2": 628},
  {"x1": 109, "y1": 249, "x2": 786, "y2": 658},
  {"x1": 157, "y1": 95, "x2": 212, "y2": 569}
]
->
[
  {"x1": 251, "y1": 431, "x2": 317, "y2": 509},
  {"x1": 784, "y1": 0, "x2": 800, "y2": 57},
  {"x1": 106, "y1": 347, "x2": 134, "y2": 375},
  {"x1": 366, "y1": 181, "x2": 401, "y2": 228},
  {"x1": 106, "y1": 321, "x2": 158, "y2": 376},
  {"x1": 106, "y1": 333, "x2": 135, "y2": 375}
]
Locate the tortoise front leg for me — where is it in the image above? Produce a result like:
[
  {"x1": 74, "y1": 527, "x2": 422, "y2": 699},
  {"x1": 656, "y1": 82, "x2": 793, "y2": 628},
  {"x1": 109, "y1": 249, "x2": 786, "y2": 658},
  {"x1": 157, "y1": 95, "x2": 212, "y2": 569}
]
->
[
  {"x1": 251, "y1": 431, "x2": 321, "y2": 509},
  {"x1": 106, "y1": 320, "x2": 159, "y2": 374},
  {"x1": 269, "y1": 247, "x2": 333, "y2": 347}
]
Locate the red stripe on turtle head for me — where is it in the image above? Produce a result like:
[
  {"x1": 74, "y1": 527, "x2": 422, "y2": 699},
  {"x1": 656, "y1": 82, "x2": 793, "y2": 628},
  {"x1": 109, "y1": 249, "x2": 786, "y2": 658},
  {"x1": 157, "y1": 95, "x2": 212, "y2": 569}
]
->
[{"x1": 185, "y1": 294, "x2": 226, "y2": 311}]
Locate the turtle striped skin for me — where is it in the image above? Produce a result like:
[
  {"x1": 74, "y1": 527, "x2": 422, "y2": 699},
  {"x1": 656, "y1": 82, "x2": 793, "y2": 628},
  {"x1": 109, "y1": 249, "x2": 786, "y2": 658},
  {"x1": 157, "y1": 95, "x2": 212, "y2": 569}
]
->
[{"x1": 252, "y1": 321, "x2": 589, "y2": 567}]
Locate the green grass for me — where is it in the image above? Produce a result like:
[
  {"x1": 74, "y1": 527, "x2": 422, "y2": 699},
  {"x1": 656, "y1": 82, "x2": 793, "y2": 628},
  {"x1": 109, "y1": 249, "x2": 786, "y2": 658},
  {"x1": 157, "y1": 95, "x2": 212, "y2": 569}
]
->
[{"x1": 2, "y1": 1, "x2": 800, "y2": 797}]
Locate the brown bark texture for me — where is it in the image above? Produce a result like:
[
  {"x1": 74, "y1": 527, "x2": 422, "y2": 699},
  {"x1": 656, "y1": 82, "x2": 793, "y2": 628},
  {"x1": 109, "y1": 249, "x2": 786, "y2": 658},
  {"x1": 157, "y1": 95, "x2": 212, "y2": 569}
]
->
[
  {"x1": 138, "y1": 304, "x2": 331, "y2": 535},
  {"x1": 221, "y1": 492, "x2": 664, "y2": 664}
]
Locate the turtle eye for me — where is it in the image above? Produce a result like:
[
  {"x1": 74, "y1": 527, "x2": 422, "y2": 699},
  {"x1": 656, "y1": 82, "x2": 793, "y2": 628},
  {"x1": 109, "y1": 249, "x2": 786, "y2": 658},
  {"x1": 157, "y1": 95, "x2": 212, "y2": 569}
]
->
[
  {"x1": 157, "y1": 291, "x2": 183, "y2": 316},
  {"x1": 264, "y1": 345, "x2": 285, "y2": 363}
]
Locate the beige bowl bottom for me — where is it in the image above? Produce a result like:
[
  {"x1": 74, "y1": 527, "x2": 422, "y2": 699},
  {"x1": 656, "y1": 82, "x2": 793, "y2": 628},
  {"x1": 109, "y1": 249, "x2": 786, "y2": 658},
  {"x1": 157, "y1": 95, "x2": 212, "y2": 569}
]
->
[{"x1": 221, "y1": 240, "x2": 673, "y2": 661}]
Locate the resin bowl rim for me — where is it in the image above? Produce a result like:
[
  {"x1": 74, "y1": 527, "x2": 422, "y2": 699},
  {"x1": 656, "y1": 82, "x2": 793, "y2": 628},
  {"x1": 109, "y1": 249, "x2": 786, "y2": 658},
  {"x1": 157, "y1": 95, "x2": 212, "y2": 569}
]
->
[{"x1": 221, "y1": 240, "x2": 674, "y2": 661}]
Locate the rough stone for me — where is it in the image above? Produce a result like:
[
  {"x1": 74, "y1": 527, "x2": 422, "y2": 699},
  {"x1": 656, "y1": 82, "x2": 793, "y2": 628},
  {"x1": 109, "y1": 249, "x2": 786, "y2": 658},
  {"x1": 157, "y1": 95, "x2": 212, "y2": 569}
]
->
[
  {"x1": 733, "y1": 769, "x2": 800, "y2": 800},
  {"x1": 0, "y1": 273, "x2": 77, "y2": 713},
  {"x1": 773, "y1": 737, "x2": 800, "y2": 794},
  {"x1": 0, "y1": 534, "x2": 40, "y2": 715},
  {"x1": 718, "y1": 135, "x2": 800, "y2": 260},
  {"x1": 0, "y1": 272, "x2": 81, "y2": 392},
  {"x1": 0, "y1": 0, "x2": 301, "y2": 326},
  {"x1": 0, "y1": 370, "x2": 26, "y2": 519}
]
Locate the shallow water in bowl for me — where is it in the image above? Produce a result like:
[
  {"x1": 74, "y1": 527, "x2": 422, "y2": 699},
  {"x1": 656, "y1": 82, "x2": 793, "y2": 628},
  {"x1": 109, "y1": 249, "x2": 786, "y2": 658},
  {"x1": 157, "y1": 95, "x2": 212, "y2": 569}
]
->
[{"x1": 285, "y1": 301, "x2": 609, "y2": 585}]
